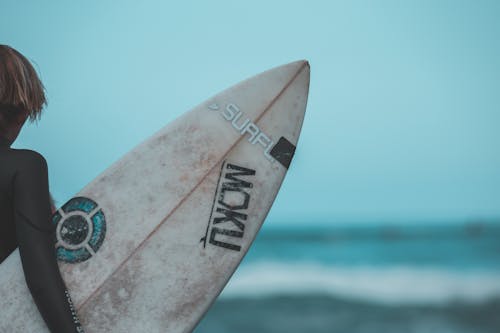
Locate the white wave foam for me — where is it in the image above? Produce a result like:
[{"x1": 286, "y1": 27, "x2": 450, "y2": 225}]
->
[{"x1": 220, "y1": 262, "x2": 500, "y2": 305}]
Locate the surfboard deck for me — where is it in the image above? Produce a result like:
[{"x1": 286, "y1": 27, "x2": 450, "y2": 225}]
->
[{"x1": 0, "y1": 60, "x2": 310, "y2": 332}]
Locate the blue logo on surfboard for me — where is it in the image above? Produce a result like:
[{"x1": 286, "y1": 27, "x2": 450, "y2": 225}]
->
[{"x1": 52, "y1": 197, "x2": 106, "y2": 263}]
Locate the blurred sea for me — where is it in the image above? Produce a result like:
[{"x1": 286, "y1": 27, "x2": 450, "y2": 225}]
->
[{"x1": 195, "y1": 222, "x2": 500, "y2": 333}]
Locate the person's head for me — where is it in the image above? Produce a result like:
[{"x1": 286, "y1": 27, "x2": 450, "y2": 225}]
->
[{"x1": 0, "y1": 44, "x2": 46, "y2": 145}]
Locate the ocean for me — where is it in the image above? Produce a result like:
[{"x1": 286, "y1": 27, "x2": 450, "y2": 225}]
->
[{"x1": 194, "y1": 222, "x2": 500, "y2": 333}]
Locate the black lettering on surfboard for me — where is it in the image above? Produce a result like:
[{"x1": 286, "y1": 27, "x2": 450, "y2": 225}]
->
[
  {"x1": 201, "y1": 161, "x2": 256, "y2": 252},
  {"x1": 209, "y1": 227, "x2": 243, "y2": 251},
  {"x1": 213, "y1": 207, "x2": 246, "y2": 231}
]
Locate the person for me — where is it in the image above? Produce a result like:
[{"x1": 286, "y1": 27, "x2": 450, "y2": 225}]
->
[{"x1": 0, "y1": 44, "x2": 84, "y2": 333}]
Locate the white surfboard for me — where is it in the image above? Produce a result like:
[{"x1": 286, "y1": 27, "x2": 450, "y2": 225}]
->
[{"x1": 0, "y1": 60, "x2": 310, "y2": 332}]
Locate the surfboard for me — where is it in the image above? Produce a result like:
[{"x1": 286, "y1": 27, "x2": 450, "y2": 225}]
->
[{"x1": 0, "y1": 60, "x2": 310, "y2": 332}]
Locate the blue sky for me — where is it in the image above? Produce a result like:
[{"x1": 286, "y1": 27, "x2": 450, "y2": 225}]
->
[{"x1": 1, "y1": 0, "x2": 499, "y2": 224}]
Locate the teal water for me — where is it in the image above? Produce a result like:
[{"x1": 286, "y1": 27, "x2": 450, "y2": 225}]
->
[{"x1": 195, "y1": 222, "x2": 500, "y2": 333}]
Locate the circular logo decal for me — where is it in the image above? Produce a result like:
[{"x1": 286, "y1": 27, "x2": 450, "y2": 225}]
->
[{"x1": 52, "y1": 196, "x2": 106, "y2": 263}]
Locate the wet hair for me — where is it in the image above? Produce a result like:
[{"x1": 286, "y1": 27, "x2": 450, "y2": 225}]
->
[{"x1": 0, "y1": 45, "x2": 46, "y2": 128}]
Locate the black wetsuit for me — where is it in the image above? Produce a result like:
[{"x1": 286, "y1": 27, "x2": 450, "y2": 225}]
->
[{"x1": 0, "y1": 135, "x2": 84, "y2": 332}]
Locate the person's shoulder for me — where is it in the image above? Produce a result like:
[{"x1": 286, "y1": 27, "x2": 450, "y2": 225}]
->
[{"x1": 8, "y1": 148, "x2": 47, "y2": 167}]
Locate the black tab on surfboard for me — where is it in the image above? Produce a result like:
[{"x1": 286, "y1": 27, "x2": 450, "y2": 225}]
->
[{"x1": 270, "y1": 136, "x2": 296, "y2": 169}]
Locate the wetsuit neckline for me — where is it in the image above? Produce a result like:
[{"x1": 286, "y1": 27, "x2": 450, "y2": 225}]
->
[{"x1": 0, "y1": 135, "x2": 12, "y2": 148}]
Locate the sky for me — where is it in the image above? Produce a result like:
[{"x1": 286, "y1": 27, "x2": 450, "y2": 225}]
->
[{"x1": 1, "y1": 0, "x2": 499, "y2": 225}]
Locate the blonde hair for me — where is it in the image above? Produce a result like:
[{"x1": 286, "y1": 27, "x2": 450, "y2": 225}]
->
[{"x1": 0, "y1": 45, "x2": 46, "y2": 123}]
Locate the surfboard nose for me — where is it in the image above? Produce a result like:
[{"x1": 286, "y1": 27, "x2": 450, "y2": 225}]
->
[
  {"x1": 263, "y1": 60, "x2": 310, "y2": 86},
  {"x1": 299, "y1": 60, "x2": 310, "y2": 93},
  {"x1": 283, "y1": 60, "x2": 310, "y2": 95},
  {"x1": 297, "y1": 60, "x2": 310, "y2": 84},
  {"x1": 299, "y1": 59, "x2": 310, "y2": 71},
  {"x1": 286, "y1": 59, "x2": 309, "y2": 68}
]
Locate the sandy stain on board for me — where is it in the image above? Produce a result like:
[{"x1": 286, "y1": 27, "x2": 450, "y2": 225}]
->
[
  {"x1": 179, "y1": 173, "x2": 189, "y2": 182},
  {"x1": 159, "y1": 268, "x2": 217, "y2": 330},
  {"x1": 80, "y1": 259, "x2": 143, "y2": 332}
]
